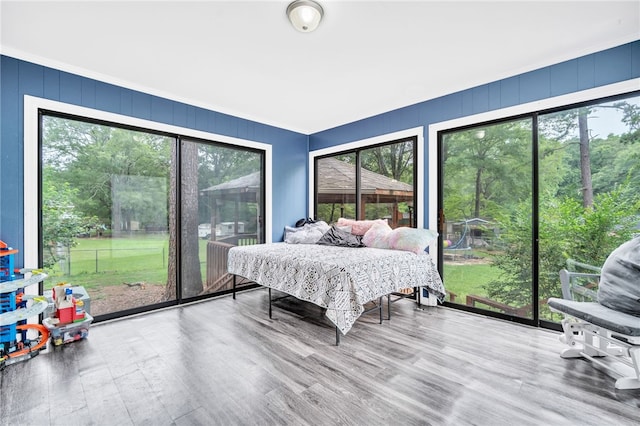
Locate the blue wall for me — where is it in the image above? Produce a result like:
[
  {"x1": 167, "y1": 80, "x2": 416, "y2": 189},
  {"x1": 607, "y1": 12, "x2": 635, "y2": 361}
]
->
[
  {"x1": 0, "y1": 56, "x2": 309, "y2": 265},
  {"x1": 309, "y1": 40, "x2": 640, "y2": 227}
]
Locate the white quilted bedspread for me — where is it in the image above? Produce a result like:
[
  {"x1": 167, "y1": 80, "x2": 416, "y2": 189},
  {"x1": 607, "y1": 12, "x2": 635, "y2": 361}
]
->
[{"x1": 228, "y1": 242, "x2": 445, "y2": 334}]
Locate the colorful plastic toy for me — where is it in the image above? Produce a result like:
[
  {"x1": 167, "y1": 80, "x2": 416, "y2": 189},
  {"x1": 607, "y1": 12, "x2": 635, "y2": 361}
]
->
[{"x1": 0, "y1": 240, "x2": 49, "y2": 370}]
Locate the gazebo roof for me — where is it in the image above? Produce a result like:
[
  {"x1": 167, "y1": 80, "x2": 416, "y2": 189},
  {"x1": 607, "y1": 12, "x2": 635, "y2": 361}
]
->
[
  {"x1": 317, "y1": 157, "x2": 413, "y2": 203},
  {"x1": 202, "y1": 171, "x2": 261, "y2": 193},
  {"x1": 201, "y1": 171, "x2": 261, "y2": 202},
  {"x1": 201, "y1": 158, "x2": 413, "y2": 204}
]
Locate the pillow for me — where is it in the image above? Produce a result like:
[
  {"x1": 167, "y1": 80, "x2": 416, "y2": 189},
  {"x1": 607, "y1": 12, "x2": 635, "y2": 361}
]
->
[
  {"x1": 388, "y1": 227, "x2": 438, "y2": 255},
  {"x1": 597, "y1": 237, "x2": 640, "y2": 316},
  {"x1": 284, "y1": 221, "x2": 330, "y2": 244},
  {"x1": 336, "y1": 218, "x2": 388, "y2": 236},
  {"x1": 362, "y1": 222, "x2": 393, "y2": 249},
  {"x1": 317, "y1": 225, "x2": 364, "y2": 248}
]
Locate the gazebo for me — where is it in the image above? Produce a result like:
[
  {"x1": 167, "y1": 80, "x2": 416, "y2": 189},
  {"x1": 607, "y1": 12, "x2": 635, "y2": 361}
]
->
[
  {"x1": 316, "y1": 157, "x2": 414, "y2": 227},
  {"x1": 200, "y1": 171, "x2": 262, "y2": 243}
]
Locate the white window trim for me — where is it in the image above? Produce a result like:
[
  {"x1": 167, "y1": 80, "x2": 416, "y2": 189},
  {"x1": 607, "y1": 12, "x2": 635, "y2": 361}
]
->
[{"x1": 23, "y1": 95, "x2": 273, "y2": 271}]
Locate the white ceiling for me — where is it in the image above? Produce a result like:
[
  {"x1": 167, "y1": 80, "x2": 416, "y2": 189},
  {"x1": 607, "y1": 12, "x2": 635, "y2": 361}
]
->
[{"x1": 1, "y1": 1, "x2": 639, "y2": 134}]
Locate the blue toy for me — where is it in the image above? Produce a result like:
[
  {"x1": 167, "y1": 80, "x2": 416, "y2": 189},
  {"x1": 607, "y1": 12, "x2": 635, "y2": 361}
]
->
[{"x1": 0, "y1": 240, "x2": 49, "y2": 370}]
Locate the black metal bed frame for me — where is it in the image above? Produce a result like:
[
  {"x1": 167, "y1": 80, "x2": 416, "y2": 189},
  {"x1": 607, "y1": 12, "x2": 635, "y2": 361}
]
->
[{"x1": 232, "y1": 275, "x2": 420, "y2": 345}]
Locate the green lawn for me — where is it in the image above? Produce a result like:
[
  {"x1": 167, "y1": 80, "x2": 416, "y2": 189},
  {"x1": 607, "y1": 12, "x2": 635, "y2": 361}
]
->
[
  {"x1": 44, "y1": 235, "x2": 208, "y2": 292},
  {"x1": 442, "y1": 262, "x2": 501, "y2": 304}
]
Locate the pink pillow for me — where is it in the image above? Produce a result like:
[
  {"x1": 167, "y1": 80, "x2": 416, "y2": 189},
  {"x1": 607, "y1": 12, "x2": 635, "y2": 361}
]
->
[
  {"x1": 362, "y1": 222, "x2": 393, "y2": 249},
  {"x1": 388, "y1": 227, "x2": 438, "y2": 255},
  {"x1": 336, "y1": 218, "x2": 388, "y2": 236}
]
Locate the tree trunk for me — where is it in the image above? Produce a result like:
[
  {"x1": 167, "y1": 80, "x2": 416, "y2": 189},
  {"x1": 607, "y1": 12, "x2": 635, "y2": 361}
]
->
[
  {"x1": 164, "y1": 143, "x2": 178, "y2": 300},
  {"x1": 181, "y1": 142, "x2": 204, "y2": 297},
  {"x1": 474, "y1": 167, "x2": 483, "y2": 218},
  {"x1": 578, "y1": 109, "x2": 594, "y2": 208}
]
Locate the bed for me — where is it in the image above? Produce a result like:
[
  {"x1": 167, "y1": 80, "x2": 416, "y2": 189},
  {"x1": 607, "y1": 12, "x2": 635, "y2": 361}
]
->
[{"x1": 227, "y1": 242, "x2": 446, "y2": 344}]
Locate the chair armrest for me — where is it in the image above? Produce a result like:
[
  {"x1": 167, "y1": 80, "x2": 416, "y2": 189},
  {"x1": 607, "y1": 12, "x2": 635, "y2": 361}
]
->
[{"x1": 559, "y1": 269, "x2": 600, "y2": 301}]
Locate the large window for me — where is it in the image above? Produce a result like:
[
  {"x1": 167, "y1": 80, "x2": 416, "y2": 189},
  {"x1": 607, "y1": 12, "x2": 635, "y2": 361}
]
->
[
  {"x1": 315, "y1": 137, "x2": 417, "y2": 228},
  {"x1": 439, "y1": 91, "x2": 640, "y2": 326},
  {"x1": 39, "y1": 111, "x2": 265, "y2": 320}
]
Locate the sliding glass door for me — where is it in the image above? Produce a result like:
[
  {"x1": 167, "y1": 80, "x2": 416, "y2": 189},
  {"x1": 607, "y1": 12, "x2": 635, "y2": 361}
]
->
[
  {"x1": 439, "y1": 92, "x2": 640, "y2": 325},
  {"x1": 40, "y1": 113, "x2": 266, "y2": 320}
]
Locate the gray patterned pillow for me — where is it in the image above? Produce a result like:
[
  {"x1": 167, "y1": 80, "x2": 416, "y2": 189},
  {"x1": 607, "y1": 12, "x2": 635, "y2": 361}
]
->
[
  {"x1": 316, "y1": 225, "x2": 364, "y2": 248},
  {"x1": 597, "y1": 237, "x2": 640, "y2": 316}
]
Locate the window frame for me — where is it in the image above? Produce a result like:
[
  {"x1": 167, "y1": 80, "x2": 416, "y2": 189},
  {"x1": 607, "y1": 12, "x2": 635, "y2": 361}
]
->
[{"x1": 309, "y1": 126, "x2": 425, "y2": 227}]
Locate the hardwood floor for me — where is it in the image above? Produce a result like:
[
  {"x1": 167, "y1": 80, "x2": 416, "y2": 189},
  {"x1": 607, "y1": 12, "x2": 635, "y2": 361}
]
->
[{"x1": 1, "y1": 288, "x2": 639, "y2": 426}]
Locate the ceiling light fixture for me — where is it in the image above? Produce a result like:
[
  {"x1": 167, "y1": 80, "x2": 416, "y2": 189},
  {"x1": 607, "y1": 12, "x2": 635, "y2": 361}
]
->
[{"x1": 287, "y1": 0, "x2": 324, "y2": 33}]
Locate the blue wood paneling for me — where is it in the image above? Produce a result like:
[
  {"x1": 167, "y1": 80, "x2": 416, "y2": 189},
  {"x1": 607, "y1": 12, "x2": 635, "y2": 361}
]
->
[
  {"x1": 462, "y1": 89, "x2": 474, "y2": 117},
  {"x1": 120, "y1": 90, "x2": 133, "y2": 116},
  {"x1": 150, "y1": 96, "x2": 173, "y2": 124},
  {"x1": 59, "y1": 72, "x2": 82, "y2": 105},
  {"x1": 173, "y1": 102, "x2": 188, "y2": 128},
  {"x1": 499, "y1": 75, "x2": 520, "y2": 108},
  {"x1": 215, "y1": 112, "x2": 238, "y2": 138},
  {"x1": 472, "y1": 84, "x2": 490, "y2": 114},
  {"x1": 577, "y1": 54, "x2": 595, "y2": 91},
  {"x1": 488, "y1": 81, "x2": 501, "y2": 111},
  {"x1": 594, "y1": 43, "x2": 633, "y2": 87},
  {"x1": 81, "y1": 78, "x2": 96, "y2": 109},
  {"x1": 550, "y1": 59, "x2": 578, "y2": 97},
  {"x1": 633, "y1": 42, "x2": 640, "y2": 79},
  {"x1": 440, "y1": 91, "x2": 464, "y2": 119},
  {"x1": 0, "y1": 57, "x2": 21, "y2": 254},
  {"x1": 19, "y1": 61, "x2": 44, "y2": 99},
  {"x1": 131, "y1": 91, "x2": 151, "y2": 120},
  {"x1": 519, "y1": 68, "x2": 550, "y2": 104},
  {"x1": 95, "y1": 80, "x2": 120, "y2": 112},
  {"x1": 43, "y1": 67, "x2": 60, "y2": 100}
]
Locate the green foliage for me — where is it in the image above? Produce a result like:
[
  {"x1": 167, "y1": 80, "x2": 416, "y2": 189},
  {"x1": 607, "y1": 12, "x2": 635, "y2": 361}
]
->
[
  {"x1": 442, "y1": 119, "x2": 533, "y2": 219},
  {"x1": 43, "y1": 116, "x2": 174, "y2": 229},
  {"x1": 360, "y1": 141, "x2": 414, "y2": 183},
  {"x1": 486, "y1": 182, "x2": 639, "y2": 308},
  {"x1": 41, "y1": 167, "x2": 84, "y2": 268}
]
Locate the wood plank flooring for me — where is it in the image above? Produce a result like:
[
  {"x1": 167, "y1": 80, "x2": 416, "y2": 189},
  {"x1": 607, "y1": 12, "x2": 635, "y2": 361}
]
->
[{"x1": 1, "y1": 288, "x2": 639, "y2": 426}]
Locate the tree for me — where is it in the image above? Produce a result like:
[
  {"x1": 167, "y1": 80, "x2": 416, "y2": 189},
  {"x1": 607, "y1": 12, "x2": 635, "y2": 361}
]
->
[
  {"x1": 486, "y1": 183, "x2": 639, "y2": 313},
  {"x1": 360, "y1": 140, "x2": 414, "y2": 183},
  {"x1": 41, "y1": 167, "x2": 85, "y2": 269},
  {"x1": 180, "y1": 142, "x2": 203, "y2": 297},
  {"x1": 43, "y1": 117, "x2": 172, "y2": 232},
  {"x1": 578, "y1": 109, "x2": 594, "y2": 207},
  {"x1": 442, "y1": 119, "x2": 532, "y2": 221}
]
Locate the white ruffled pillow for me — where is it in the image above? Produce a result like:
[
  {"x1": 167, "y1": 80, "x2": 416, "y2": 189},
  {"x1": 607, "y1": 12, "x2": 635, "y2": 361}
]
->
[{"x1": 284, "y1": 221, "x2": 330, "y2": 244}]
